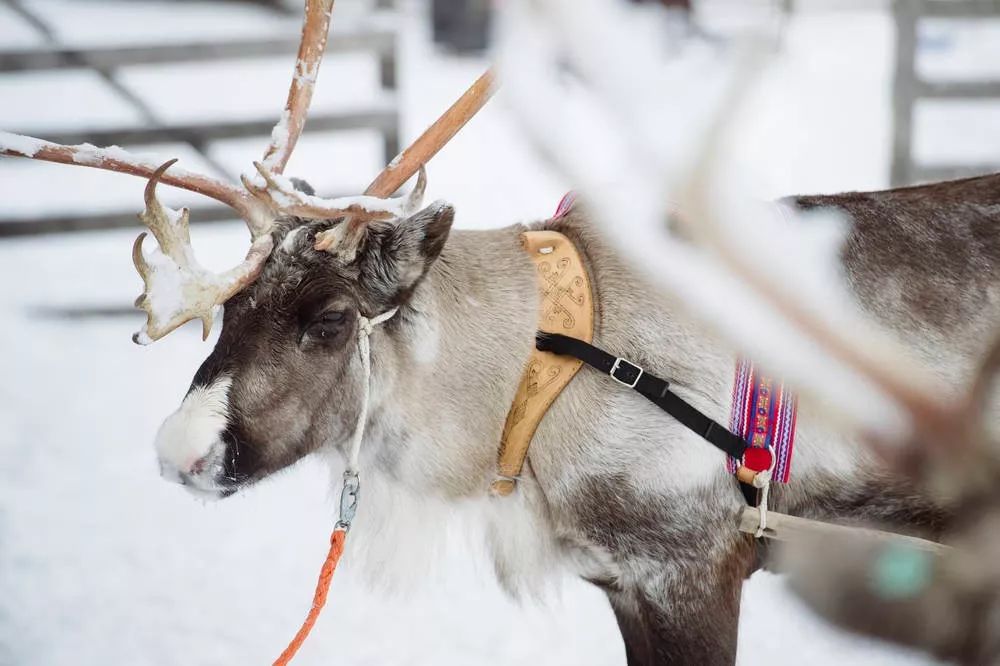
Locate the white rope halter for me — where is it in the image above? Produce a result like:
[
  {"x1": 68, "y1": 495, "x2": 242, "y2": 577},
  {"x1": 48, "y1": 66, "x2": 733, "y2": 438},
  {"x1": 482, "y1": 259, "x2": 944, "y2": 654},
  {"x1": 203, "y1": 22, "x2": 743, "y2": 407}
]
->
[
  {"x1": 346, "y1": 307, "x2": 398, "y2": 473},
  {"x1": 337, "y1": 306, "x2": 397, "y2": 531}
]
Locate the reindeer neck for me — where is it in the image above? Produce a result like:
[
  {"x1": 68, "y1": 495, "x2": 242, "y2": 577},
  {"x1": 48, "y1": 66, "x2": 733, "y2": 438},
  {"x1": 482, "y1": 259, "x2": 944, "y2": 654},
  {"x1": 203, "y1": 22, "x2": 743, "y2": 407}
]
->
[{"x1": 368, "y1": 224, "x2": 539, "y2": 494}]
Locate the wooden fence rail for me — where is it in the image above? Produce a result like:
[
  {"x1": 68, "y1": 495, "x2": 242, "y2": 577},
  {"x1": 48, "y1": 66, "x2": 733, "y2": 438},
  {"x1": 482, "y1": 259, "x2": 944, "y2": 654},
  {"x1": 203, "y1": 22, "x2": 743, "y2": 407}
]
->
[{"x1": 891, "y1": 0, "x2": 1000, "y2": 185}]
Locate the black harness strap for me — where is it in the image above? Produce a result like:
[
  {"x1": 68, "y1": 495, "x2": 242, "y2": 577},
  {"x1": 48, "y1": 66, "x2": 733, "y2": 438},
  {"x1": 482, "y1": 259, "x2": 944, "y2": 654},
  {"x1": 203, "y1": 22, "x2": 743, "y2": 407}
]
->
[{"x1": 535, "y1": 332, "x2": 758, "y2": 505}]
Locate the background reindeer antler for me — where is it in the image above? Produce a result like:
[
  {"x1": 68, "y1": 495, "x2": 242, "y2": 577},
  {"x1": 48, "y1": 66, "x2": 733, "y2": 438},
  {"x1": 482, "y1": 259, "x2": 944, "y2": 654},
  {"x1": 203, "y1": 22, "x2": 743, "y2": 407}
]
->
[{"x1": 496, "y1": 0, "x2": 1000, "y2": 661}]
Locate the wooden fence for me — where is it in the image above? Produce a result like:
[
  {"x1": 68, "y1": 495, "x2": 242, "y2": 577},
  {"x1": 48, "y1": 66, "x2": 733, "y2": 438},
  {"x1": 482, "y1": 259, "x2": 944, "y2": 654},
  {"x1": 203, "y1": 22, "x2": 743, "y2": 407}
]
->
[{"x1": 891, "y1": 0, "x2": 1000, "y2": 185}]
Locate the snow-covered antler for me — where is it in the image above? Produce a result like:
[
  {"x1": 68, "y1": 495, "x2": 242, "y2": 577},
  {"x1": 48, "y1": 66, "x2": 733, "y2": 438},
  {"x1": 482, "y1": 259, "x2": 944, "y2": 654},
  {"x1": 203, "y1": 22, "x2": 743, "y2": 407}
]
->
[
  {"x1": 242, "y1": 161, "x2": 405, "y2": 223},
  {"x1": 132, "y1": 160, "x2": 276, "y2": 344},
  {"x1": 0, "y1": 132, "x2": 273, "y2": 237},
  {"x1": 260, "y1": 0, "x2": 335, "y2": 175}
]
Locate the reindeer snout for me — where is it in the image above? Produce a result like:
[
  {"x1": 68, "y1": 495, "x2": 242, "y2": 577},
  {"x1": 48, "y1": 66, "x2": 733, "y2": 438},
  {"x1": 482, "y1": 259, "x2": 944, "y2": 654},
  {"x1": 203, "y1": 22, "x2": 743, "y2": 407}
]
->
[
  {"x1": 154, "y1": 412, "x2": 222, "y2": 487},
  {"x1": 157, "y1": 451, "x2": 211, "y2": 484},
  {"x1": 153, "y1": 377, "x2": 233, "y2": 497}
]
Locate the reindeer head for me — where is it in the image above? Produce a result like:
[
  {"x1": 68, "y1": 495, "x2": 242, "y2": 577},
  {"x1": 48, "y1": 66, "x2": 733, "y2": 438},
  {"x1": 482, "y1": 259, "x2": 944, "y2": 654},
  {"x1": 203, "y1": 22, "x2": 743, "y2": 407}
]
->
[
  {"x1": 1, "y1": 0, "x2": 494, "y2": 500},
  {"x1": 153, "y1": 176, "x2": 454, "y2": 499},
  {"x1": 122, "y1": 158, "x2": 451, "y2": 499}
]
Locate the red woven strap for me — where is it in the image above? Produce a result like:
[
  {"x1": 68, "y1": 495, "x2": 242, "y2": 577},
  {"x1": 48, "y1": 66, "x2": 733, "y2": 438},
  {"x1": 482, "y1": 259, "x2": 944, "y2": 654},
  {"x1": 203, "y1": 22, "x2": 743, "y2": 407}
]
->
[
  {"x1": 273, "y1": 527, "x2": 347, "y2": 665},
  {"x1": 727, "y1": 358, "x2": 798, "y2": 483},
  {"x1": 552, "y1": 191, "x2": 577, "y2": 218}
]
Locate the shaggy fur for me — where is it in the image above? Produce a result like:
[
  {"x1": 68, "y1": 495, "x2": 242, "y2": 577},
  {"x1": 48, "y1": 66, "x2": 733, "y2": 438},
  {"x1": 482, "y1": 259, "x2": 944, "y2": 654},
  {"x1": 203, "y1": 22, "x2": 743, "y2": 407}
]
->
[{"x1": 154, "y1": 175, "x2": 1000, "y2": 664}]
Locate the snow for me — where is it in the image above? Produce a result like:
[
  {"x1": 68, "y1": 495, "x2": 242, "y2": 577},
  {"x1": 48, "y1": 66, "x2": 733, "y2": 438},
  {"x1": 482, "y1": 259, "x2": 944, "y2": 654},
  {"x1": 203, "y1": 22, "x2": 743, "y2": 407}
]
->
[
  {"x1": 263, "y1": 109, "x2": 292, "y2": 169},
  {"x1": 0, "y1": 0, "x2": 988, "y2": 664},
  {"x1": 70, "y1": 142, "x2": 115, "y2": 165},
  {"x1": 0, "y1": 130, "x2": 47, "y2": 157},
  {"x1": 915, "y1": 100, "x2": 1000, "y2": 164},
  {"x1": 295, "y1": 58, "x2": 321, "y2": 85},
  {"x1": 138, "y1": 241, "x2": 188, "y2": 321},
  {"x1": 0, "y1": 3, "x2": 45, "y2": 47}
]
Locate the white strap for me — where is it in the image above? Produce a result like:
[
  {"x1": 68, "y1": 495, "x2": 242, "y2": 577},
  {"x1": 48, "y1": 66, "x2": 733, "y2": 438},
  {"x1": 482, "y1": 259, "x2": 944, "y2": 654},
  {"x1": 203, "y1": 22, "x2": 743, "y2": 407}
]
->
[
  {"x1": 346, "y1": 307, "x2": 398, "y2": 472},
  {"x1": 755, "y1": 481, "x2": 770, "y2": 538},
  {"x1": 754, "y1": 445, "x2": 776, "y2": 538}
]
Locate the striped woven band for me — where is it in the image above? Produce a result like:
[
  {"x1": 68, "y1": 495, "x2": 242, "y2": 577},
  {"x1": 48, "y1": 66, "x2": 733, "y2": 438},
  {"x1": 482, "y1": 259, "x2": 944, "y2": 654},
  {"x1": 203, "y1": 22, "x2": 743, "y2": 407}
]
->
[
  {"x1": 727, "y1": 358, "x2": 798, "y2": 483},
  {"x1": 553, "y1": 191, "x2": 577, "y2": 218}
]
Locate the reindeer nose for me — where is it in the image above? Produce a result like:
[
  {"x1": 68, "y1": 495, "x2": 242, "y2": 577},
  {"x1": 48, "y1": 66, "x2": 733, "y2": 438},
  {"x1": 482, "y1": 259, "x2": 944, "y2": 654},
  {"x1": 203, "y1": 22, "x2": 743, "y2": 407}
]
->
[
  {"x1": 153, "y1": 376, "x2": 233, "y2": 486},
  {"x1": 158, "y1": 454, "x2": 210, "y2": 484}
]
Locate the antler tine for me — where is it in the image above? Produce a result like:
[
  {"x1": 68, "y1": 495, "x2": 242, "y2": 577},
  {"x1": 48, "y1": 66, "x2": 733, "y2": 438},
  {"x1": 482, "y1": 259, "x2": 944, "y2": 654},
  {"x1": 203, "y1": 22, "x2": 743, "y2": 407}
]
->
[
  {"x1": 132, "y1": 160, "x2": 275, "y2": 345},
  {"x1": 137, "y1": 159, "x2": 193, "y2": 263},
  {"x1": 257, "y1": 65, "x2": 496, "y2": 245},
  {"x1": 401, "y1": 165, "x2": 427, "y2": 216},
  {"x1": 301, "y1": 67, "x2": 496, "y2": 256},
  {"x1": 260, "y1": 0, "x2": 336, "y2": 174},
  {"x1": 312, "y1": 166, "x2": 427, "y2": 257}
]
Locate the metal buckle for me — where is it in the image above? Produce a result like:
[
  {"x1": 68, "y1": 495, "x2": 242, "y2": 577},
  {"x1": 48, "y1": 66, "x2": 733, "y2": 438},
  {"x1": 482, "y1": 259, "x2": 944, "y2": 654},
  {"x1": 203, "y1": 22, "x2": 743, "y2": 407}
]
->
[
  {"x1": 610, "y1": 357, "x2": 643, "y2": 388},
  {"x1": 337, "y1": 471, "x2": 361, "y2": 530}
]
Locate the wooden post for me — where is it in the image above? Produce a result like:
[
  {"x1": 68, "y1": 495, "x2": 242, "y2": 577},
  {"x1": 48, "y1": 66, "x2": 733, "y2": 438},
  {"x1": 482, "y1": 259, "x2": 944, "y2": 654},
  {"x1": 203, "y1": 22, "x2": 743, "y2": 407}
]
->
[{"x1": 890, "y1": 0, "x2": 919, "y2": 186}]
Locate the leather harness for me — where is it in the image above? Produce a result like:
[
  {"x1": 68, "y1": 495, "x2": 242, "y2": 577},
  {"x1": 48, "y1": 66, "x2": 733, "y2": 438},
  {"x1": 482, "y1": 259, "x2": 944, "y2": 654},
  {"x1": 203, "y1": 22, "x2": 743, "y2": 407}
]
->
[
  {"x1": 491, "y1": 230, "x2": 595, "y2": 496},
  {"x1": 493, "y1": 226, "x2": 774, "y2": 504}
]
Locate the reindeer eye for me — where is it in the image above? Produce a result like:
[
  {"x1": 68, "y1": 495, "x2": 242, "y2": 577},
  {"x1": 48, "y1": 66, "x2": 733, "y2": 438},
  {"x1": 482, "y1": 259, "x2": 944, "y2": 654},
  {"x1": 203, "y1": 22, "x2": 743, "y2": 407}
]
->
[
  {"x1": 304, "y1": 310, "x2": 347, "y2": 342},
  {"x1": 320, "y1": 311, "x2": 345, "y2": 325}
]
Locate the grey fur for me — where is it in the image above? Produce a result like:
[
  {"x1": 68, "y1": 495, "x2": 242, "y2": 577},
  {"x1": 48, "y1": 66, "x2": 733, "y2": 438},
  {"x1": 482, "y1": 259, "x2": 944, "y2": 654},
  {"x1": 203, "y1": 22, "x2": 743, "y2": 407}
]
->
[{"x1": 163, "y1": 175, "x2": 1000, "y2": 664}]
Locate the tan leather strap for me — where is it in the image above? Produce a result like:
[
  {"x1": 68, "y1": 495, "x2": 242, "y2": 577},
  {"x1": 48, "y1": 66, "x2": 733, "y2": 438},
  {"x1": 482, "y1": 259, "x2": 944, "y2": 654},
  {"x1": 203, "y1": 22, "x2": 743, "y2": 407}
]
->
[{"x1": 491, "y1": 230, "x2": 595, "y2": 496}]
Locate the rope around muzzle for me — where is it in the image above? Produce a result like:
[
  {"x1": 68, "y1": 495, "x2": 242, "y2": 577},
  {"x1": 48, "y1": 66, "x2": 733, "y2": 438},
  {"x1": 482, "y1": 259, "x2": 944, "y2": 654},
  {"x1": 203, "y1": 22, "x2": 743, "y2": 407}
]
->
[{"x1": 273, "y1": 307, "x2": 398, "y2": 666}]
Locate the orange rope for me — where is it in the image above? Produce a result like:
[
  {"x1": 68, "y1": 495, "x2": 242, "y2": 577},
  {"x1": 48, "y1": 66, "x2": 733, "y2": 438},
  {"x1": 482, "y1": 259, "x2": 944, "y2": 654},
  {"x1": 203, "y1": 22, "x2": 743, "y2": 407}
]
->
[{"x1": 273, "y1": 527, "x2": 347, "y2": 666}]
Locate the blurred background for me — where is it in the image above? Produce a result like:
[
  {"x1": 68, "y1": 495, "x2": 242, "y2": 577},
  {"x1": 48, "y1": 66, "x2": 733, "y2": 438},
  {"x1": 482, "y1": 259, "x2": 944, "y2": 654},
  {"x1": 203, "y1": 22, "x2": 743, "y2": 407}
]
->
[{"x1": 1, "y1": 0, "x2": 998, "y2": 664}]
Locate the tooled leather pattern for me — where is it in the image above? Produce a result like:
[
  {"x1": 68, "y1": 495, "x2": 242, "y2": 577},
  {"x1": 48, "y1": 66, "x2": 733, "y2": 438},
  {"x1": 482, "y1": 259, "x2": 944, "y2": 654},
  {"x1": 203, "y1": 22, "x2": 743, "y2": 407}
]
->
[{"x1": 493, "y1": 230, "x2": 595, "y2": 496}]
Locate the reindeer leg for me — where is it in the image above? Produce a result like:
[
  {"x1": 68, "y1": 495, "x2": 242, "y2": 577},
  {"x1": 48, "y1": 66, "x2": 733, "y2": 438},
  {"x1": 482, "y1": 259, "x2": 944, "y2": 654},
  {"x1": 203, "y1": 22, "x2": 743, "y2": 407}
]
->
[
  {"x1": 567, "y1": 474, "x2": 757, "y2": 665},
  {"x1": 598, "y1": 538, "x2": 754, "y2": 666}
]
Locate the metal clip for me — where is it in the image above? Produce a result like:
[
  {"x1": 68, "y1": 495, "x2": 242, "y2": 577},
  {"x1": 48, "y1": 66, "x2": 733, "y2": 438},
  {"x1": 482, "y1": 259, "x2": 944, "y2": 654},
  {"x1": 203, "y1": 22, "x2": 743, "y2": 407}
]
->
[{"x1": 337, "y1": 471, "x2": 361, "y2": 530}]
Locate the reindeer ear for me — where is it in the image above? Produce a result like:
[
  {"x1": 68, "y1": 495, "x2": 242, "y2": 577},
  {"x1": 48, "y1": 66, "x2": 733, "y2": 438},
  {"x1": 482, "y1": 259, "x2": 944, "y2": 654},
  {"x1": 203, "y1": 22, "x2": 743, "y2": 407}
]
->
[{"x1": 384, "y1": 200, "x2": 454, "y2": 293}]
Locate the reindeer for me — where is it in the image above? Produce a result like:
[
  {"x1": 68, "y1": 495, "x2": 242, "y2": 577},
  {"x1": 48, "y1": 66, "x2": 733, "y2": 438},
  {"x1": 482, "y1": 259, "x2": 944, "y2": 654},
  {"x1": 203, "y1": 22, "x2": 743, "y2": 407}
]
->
[
  {"x1": 3, "y1": 2, "x2": 990, "y2": 665},
  {"x1": 141, "y1": 168, "x2": 985, "y2": 666}
]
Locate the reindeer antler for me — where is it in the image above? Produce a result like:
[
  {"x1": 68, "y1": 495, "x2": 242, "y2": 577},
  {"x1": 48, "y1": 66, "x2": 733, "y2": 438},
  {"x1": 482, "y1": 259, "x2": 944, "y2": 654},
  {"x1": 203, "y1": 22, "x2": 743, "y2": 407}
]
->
[
  {"x1": 132, "y1": 160, "x2": 276, "y2": 344},
  {"x1": 365, "y1": 68, "x2": 497, "y2": 198},
  {"x1": 1, "y1": 0, "x2": 498, "y2": 345},
  {"x1": 0, "y1": 132, "x2": 273, "y2": 236},
  {"x1": 261, "y1": 0, "x2": 335, "y2": 175}
]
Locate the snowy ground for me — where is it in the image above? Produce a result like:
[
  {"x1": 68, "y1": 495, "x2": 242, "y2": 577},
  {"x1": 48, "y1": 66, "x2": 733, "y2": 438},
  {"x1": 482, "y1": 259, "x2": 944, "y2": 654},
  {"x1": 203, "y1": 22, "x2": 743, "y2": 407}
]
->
[{"x1": 1, "y1": 0, "x2": 995, "y2": 664}]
